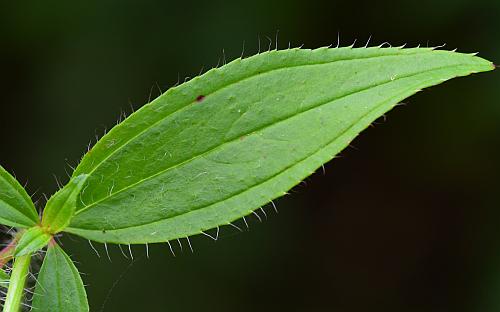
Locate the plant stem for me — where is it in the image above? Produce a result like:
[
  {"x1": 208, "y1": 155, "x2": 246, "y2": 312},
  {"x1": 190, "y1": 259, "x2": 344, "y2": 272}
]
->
[
  {"x1": 3, "y1": 254, "x2": 31, "y2": 312},
  {"x1": 0, "y1": 243, "x2": 15, "y2": 268},
  {"x1": 0, "y1": 232, "x2": 24, "y2": 268}
]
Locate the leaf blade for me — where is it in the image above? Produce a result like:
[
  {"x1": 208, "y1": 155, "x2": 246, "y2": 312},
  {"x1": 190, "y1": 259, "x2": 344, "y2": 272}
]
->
[
  {"x1": 0, "y1": 269, "x2": 10, "y2": 288},
  {"x1": 14, "y1": 227, "x2": 52, "y2": 257},
  {"x1": 65, "y1": 47, "x2": 493, "y2": 243},
  {"x1": 32, "y1": 243, "x2": 89, "y2": 312},
  {"x1": 0, "y1": 165, "x2": 38, "y2": 228},
  {"x1": 41, "y1": 174, "x2": 88, "y2": 233}
]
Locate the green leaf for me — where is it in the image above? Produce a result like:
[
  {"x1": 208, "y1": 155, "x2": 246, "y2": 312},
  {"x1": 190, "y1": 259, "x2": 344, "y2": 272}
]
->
[
  {"x1": 64, "y1": 47, "x2": 493, "y2": 244},
  {"x1": 32, "y1": 243, "x2": 89, "y2": 312},
  {"x1": 41, "y1": 174, "x2": 88, "y2": 234},
  {"x1": 0, "y1": 269, "x2": 9, "y2": 288},
  {"x1": 14, "y1": 227, "x2": 51, "y2": 257},
  {"x1": 0, "y1": 165, "x2": 39, "y2": 228}
]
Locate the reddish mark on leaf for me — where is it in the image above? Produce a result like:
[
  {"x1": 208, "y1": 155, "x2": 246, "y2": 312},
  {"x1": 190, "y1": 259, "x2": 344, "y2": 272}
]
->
[
  {"x1": 196, "y1": 95, "x2": 205, "y2": 102},
  {"x1": 48, "y1": 238, "x2": 57, "y2": 247}
]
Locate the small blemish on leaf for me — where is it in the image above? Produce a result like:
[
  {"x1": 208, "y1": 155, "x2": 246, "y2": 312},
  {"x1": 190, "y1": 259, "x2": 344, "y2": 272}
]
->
[
  {"x1": 106, "y1": 139, "x2": 116, "y2": 148},
  {"x1": 196, "y1": 95, "x2": 205, "y2": 102}
]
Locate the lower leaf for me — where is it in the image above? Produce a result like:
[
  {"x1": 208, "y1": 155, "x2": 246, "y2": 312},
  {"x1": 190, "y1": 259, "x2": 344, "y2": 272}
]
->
[{"x1": 32, "y1": 242, "x2": 89, "y2": 312}]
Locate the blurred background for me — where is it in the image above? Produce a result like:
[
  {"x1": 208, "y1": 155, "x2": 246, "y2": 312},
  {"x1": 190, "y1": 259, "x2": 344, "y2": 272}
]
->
[{"x1": 0, "y1": 0, "x2": 499, "y2": 311}]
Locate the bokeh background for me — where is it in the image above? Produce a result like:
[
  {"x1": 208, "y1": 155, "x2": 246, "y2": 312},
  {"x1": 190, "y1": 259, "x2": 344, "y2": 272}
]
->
[{"x1": 0, "y1": 0, "x2": 499, "y2": 311}]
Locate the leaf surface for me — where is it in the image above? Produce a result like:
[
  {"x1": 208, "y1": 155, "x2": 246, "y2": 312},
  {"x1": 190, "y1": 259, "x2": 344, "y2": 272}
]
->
[
  {"x1": 14, "y1": 227, "x2": 51, "y2": 257},
  {"x1": 0, "y1": 269, "x2": 9, "y2": 288},
  {"x1": 42, "y1": 174, "x2": 88, "y2": 233},
  {"x1": 32, "y1": 243, "x2": 89, "y2": 312},
  {"x1": 0, "y1": 165, "x2": 38, "y2": 228},
  {"x1": 64, "y1": 47, "x2": 493, "y2": 244}
]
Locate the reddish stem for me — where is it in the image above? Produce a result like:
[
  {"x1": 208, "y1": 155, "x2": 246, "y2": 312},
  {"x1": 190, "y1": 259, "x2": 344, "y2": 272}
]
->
[
  {"x1": 0, "y1": 231, "x2": 24, "y2": 268},
  {"x1": 0, "y1": 243, "x2": 15, "y2": 268}
]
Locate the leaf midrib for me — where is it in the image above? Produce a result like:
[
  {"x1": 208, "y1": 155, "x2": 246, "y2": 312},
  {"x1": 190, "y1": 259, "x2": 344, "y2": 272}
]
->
[{"x1": 54, "y1": 249, "x2": 63, "y2": 311}]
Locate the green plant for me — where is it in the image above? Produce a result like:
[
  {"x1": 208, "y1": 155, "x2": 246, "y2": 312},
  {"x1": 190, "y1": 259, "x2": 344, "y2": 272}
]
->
[{"x1": 0, "y1": 45, "x2": 493, "y2": 311}]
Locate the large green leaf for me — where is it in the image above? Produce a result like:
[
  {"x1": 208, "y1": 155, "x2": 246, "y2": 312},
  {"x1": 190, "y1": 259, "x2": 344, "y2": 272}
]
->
[
  {"x1": 32, "y1": 243, "x2": 89, "y2": 312},
  {"x1": 0, "y1": 165, "x2": 38, "y2": 228},
  {"x1": 63, "y1": 47, "x2": 493, "y2": 244}
]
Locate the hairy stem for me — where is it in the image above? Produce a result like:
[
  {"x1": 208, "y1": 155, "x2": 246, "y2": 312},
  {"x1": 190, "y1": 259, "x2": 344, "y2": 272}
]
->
[{"x1": 3, "y1": 254, "x2": 31, "y2": 312}]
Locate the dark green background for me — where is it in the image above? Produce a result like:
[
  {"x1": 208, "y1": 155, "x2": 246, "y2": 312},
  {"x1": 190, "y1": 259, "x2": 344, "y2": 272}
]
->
[{"x1": 0, "y1": 0, "x2": 499, "y2": 311}]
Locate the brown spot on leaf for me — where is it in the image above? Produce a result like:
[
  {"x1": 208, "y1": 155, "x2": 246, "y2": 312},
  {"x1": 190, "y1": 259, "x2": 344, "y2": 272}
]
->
[{"x1": 196, "y1": 95, "x2": 205, "y2": 102}]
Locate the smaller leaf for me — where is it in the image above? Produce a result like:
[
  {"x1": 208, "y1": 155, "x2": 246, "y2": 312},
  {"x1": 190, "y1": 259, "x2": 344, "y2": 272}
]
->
[
  {"x1": 0, "y1": 269, "x2": 9, "y2": 289},
  {"x1": 32, "y1": 242, "x2": 89, "y2": 312},
  {"x1": 42, "y1": 174, "x2": 88, "y2": 234},
  {"x1": 0, "y1": 165, "x2": 39, "y2": 228},
  {"x1": 14, "y1": 227, "x2": 51, "y2": 257}
]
